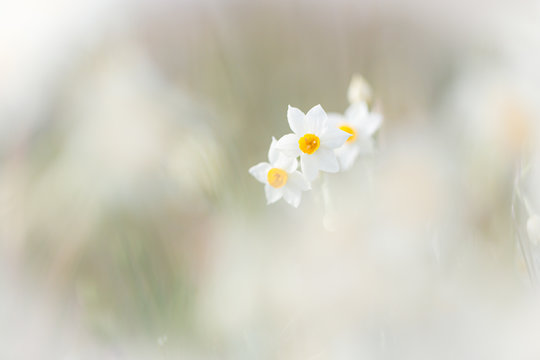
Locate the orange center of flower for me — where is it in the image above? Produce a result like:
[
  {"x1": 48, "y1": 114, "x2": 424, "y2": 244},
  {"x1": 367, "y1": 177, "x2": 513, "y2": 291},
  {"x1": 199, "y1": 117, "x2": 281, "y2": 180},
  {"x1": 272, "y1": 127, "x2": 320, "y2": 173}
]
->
[
  {"x1": 267, "y1": 168, "x2": 288, "y2": 188},
  {"x1": 339, "y1": 124, "x2": 357, "y2": 143},
  {"x1": 298, "y1": 134, "x2": 320, "y2": 154}
]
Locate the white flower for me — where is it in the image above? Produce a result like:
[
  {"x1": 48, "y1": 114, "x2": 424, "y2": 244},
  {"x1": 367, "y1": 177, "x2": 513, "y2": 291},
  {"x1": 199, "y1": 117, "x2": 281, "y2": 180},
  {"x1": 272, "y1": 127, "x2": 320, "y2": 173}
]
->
[
  {"x1": 276, "y1": 105, "x2": 350, "y2": 181},
  {"x1": 328, "y1": 102, "x2": 383, "y2": 170},
  {"x1": 249, "y1": 137, "x2": 310, "y2": 207},
  {"x1": 347, "y1": 73, "x2": 372, "y2": 104}
]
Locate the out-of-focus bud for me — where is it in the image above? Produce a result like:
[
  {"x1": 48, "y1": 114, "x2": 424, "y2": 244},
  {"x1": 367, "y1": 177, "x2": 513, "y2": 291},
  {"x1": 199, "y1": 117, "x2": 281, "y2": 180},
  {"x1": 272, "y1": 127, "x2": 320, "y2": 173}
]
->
[
  {"x1": 347, "y1": 74, "x2": 372, "y2": 104},
  {"x1": 527, "y1": 214, "x2": 540, "y2": 245}
]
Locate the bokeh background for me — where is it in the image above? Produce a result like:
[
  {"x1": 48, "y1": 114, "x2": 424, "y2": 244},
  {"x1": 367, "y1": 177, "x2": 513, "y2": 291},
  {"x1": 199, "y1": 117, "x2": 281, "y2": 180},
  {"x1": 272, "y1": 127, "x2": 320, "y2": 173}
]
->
[{"x1": 2, "y1": 0, "x2": 540, "y2": 358}]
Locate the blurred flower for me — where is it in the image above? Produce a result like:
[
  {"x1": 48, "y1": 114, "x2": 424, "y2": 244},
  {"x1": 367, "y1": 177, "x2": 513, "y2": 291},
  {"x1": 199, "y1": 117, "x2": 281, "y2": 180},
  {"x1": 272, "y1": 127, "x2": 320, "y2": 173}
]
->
[
  {"x1": 347, "y1": 73, "x2": 372, "y2": 104},
  {"x1": 249, "y1": 137, "x2": 310, "y2": 207},
  {"x1": 444, "y1": 69, "x2": 535, "y2": 162},
  {"x1": 328, "y1": 102, "x2": 383, "y2": 170},
  {"x1": 277, "y1": 105, "x2": 350, "y2": 181}
]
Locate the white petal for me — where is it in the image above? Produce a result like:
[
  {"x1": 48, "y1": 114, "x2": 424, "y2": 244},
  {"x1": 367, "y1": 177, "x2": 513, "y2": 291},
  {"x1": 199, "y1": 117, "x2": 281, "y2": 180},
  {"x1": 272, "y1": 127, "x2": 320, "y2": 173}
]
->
[
  {"x1": 265, "y1": 184, "x2": 284, "y2": 204},
  {"x1": 268, "y1": 137, "x2": 279, "y2": 163},
  {"x1": 305, "y1": 104, "x2": 327, "y2": 135},
  {"x1": 327, "y1": 113, "x2": 344, "y2": 127},
  {"x1": 359, "y1": 113, "x2": 383, "y2": 137},
  {"x1": 273, "y1": 153, "x2": 298, "y2": 173},
  {"x1": 336, "y1": 145, "x2": 360, "y2": 171},
  {"x1": 301, "y1": 154, "x2": 319, "y2": 181},
  {"x1": 345, "y1": 102, "x2": 368, "y2": 121},
  {"x1": 315, "y1": 147, "x2": 339, "y2": 173},
  {"x1": 276, "y1": 133, "x2": 301, "y2": 158},
  {"x1": 287, "y1": 105, "x2": 306, "y2": 135},
  {"x1": 287, "y1": 171, "x2": 311, "y2": 191},
  {"x1": 320, "y1": 126, "x2": 351, "y2": 149},
  {"x1": 248, "y1": 162, "x2": 271, "y2": 183},
  {"x1": 356, "y1": 136, "x2": 375, "y2": 154},
  {"x1": 283, "y1": 187, "x2": 302, "y2": 208}
]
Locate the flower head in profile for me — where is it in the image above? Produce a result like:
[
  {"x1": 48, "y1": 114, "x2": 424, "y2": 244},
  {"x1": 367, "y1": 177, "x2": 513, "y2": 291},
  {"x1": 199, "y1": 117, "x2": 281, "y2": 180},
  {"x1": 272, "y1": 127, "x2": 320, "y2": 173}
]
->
[
  {"x1": 249, "y1": 137, "x2": 310, "y2": 207},
  {"x1": 276, "y1": 105, "x2": 350, "y2": 181},
  {"x1": 328, "y1": 102, "x2": 383, "y2": 170}
]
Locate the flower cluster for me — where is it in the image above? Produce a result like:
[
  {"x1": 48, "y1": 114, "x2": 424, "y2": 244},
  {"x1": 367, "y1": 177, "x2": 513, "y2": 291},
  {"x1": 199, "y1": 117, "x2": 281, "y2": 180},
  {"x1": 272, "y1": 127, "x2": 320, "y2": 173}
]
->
[{"x1": 249, "y1": 75, "x2": 383, "y2": 207}]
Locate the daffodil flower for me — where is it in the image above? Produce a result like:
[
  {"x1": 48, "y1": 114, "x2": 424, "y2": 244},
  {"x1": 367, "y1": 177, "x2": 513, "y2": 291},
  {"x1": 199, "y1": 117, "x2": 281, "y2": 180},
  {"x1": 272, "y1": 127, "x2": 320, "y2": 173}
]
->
[
  {"x1": 249, "y1": 138, "x2": 310, "y2": 207},
  {"x1": 276, "y1": 105, "x2": 350, "y2": 181},
  {"x1": 328, "y1": 102, "x2": 382, "y2": 170}
]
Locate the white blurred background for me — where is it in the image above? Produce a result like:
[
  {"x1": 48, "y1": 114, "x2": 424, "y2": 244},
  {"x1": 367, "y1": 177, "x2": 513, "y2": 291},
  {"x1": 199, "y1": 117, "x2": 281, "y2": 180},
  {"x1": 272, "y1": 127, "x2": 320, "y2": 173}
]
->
[{"x1": 2, "y1": 0, "x2": 540, "y2": 358}]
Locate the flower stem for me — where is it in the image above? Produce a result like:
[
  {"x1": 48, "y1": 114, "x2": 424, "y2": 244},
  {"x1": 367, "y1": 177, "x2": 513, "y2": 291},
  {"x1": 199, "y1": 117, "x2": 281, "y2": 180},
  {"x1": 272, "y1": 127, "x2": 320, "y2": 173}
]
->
[{"x1": 321, "y1": 173, "x2": 337, "y2": 232}]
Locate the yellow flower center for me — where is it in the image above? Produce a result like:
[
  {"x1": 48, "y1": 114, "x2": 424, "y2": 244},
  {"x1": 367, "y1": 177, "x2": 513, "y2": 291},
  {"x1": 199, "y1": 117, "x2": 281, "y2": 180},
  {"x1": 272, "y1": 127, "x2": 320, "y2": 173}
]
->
[
  {"x1": 339, "y1": 124, "x2": 357, "y2": 143},
  {"x1": 298, "y1": 134, "x2": 320, "y2": 155},
  {"x1": 267, "y1": 168, "x2": 288, "y2": 188}
]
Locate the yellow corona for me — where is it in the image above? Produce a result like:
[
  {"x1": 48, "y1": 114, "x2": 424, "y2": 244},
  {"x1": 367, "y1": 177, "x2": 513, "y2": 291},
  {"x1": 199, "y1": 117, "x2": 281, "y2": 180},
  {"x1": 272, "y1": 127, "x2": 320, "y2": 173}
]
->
[
  {"x1": 267, "y1": 168, "x2": 288, "y2": 188},
  {"x1": 298, "y1": 134, "x2": 320, "y2": 154},
  {"x1": 339, "y1": 124, "x2": 357, "y2": 143}
]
